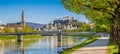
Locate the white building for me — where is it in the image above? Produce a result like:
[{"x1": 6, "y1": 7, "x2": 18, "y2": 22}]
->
[{"x1": 47, "y1": 16, "x2": 78, "y2": 30}]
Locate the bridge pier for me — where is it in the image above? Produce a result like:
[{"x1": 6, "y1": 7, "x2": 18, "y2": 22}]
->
[
  {"x1": 57, "y1": 31, "x2": 62, "y2": 41},
  {"x1": 17, "y1": 34, "x2": 22, "y2": 42}
]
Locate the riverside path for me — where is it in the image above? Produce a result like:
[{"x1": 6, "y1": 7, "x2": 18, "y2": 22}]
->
[{"x1": 71, "y1": 37, "x2": 109, "y2": 54}]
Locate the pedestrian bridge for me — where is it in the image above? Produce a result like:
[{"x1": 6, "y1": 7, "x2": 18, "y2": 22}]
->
[
  {"x1": 0, "y1": 31, "x2": 96, "y2": 42},
  {"x1": 39, "y1": 31, "x2": 95, "y2": 36},
  {"x1": 0, "y1": 31, "x2": 95, "y2": 36}
]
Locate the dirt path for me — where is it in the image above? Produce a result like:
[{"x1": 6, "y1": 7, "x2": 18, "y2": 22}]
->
[{"x1": 71, "y1": 37, "x2": 109, "y2": 54}]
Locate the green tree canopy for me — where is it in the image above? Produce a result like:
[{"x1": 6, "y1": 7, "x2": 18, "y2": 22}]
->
[
  {"x1": 62, "y1": 0, "x2": 120, "y2": 32},
  {"x1": 21, "y1": 25, "x2": 38, "y2": 32}
]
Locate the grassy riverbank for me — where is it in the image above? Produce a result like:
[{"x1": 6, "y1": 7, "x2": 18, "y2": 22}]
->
[
  {"x1": 60, "y1": 37, "x2": 98, "y2": 54},
  {"x1": 0, "y1": 35, "x2": 42, "y2": 40},
  {"x1": 108, "y1": 42, "x2": 118, "y2": 54}
]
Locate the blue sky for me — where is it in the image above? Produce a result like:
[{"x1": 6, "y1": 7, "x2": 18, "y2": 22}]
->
[{"x1": 0, "y1": 0, "x2": 88, "y2": 24}]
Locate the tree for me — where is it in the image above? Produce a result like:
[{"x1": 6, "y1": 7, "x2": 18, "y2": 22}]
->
[
  {"x1": 2, "y1": 27, "x2": 14, "y2": 33},
  {"x1": 15, "y1": 25, "x2": 38, "y2": 32},
  {"x1": 94, "y1": 24, "x2": 109, "y2": 32},
  {"x1": 21, "y1": 25, "x2": 38, "y2": 32},
  {"x1": 62, "y1": 0, "x2": 120, "y2": 53},
  {"x1": 62, "y1": 0, "x2": 113, "y2": 28},
  {"x1": 77, "y1": 23, "x2": 91, "y2": 32}
]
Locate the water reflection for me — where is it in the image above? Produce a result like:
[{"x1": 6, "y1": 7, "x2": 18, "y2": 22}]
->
[
  {"x1": 0, "y1": 41, "x2": 4, "y2": 54},
  {"x1": 57, "y1": 41, "x2": 62, "y2": 53},
  {"x1": 17, "y1": 42, "x2": 25, "y2": 54},
  {"x1": 0, "y1": 36, "x2": 88, "y2": 54}
]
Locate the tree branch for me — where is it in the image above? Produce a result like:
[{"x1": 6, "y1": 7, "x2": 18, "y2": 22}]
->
[
  {"x1": 115, "y1": 0, "x2": 120, "y2": 5},
  {"x1": 107, "y1": 0, "x2": 116, "y2": 8},
  {"x1": 83, "y1": 4, "x2": 115, "y2": 17}
]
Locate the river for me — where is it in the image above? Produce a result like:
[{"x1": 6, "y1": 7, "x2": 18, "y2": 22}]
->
[{"x1": 0, "y1": 36, "x2": 88, "y2": 54}]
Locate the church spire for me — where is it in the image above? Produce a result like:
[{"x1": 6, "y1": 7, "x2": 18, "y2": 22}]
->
[
  {"x1": 22, "y1": 10, "x2": 24, "y2": 17},
  {"x1": 21, "y1": 10, "x2": 25, "y2": 29}
]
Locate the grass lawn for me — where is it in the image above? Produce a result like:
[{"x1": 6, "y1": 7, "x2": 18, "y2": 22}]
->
[{"x1": 108, "y1": 42, "x2": 118, "y2": 54}]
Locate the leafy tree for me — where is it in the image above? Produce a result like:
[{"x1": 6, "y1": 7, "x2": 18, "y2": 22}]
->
[
  {"x1": 14, "y1": 25, "x2": 38, "y2": 32},
  {"x1": 21, "y1": 25, "x2": 38, "y2": 32},
  {"x1": 94, "y1": 24, "x2": 109, "y2": 32},
  {"x1": 2, "y1": 27, "x2": 14, "y2": 33},
  {"x1": 62, "y1": 0, "x2": 114, "y2": 30},
  {"x1": 62, "y1": 0, "x2": 120, "y2": 53},
  {"x1": 74, "y1": 22, "x2": 83, "y2": 28}
]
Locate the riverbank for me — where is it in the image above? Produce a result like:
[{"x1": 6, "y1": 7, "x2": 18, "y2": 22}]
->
[
  {"x1": 60, "y1": 37, "x2": 98, "y2": 54},
  {"x1": 108, "y1": 42, "x2": 118, "y2": 54},
  {"x1": 0, "y1": 34, "x2": 42, "y2": 41}
]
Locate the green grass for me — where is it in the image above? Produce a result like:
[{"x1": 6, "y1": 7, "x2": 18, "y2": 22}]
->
[
  {"x1": 0, "y1": 35, "x2": 42, "y2": 41},
  {"x1": 22, "y1": 35, "x2": 42, "y2": 38},
  {"x1": 60, "y1": 37, "x2": 98, "y2": 54},
  {"x1": 108, "y1": 42, "x2": 118, "y2": 54},
  {"x1": 0, "y1": 35, "x2": 42, "y2": 46},
  {"x1": 0, "y1": 35, "x2": 17, "y2": 40}
]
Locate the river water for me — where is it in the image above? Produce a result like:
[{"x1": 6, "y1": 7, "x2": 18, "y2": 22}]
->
[{"x1": 0, "y1": 36, "x2": 88, "y2": 54}]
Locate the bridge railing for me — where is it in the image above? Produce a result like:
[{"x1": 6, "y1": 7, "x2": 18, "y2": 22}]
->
[
  {"x1": 0, "y1": 31, "x2": 96, "y2": 36},
  {"x1": 62, "y1": 32, "x2": 96, "y2": 36}
]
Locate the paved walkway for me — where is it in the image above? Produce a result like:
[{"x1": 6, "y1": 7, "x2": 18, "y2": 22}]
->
[{"x1": 71, "y1": 37, "x2": 109, "y2": 54}]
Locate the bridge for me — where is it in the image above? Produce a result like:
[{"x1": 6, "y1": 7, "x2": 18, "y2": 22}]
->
[
  {"x1": 39, "y1": 31, "x2": 95, "y2": 36},
  {"x1": 0, "y1": 31, "x2": 96, "y2": 42},
  {"x1": 0, "y1": 31, "x2": 62, "y2": 42}
]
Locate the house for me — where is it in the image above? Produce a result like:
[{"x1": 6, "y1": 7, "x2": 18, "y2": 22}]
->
[{"x1": 0, "y1": 25, "x2": 5, "y2": 32}]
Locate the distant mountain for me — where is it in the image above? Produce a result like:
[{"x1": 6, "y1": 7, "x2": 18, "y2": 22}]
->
[{"x1": 25, "y1": 22, "x2": 44, "y2": 29}]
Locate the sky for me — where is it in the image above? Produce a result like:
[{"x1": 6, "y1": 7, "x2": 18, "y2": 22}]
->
[{"x1": 0, "y1": 0, "x2": 88, "y2": 24}]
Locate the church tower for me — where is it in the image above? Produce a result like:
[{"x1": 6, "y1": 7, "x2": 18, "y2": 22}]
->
[{"x1": 21, "y1": 10, "x2": 25, "y2": 29}]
